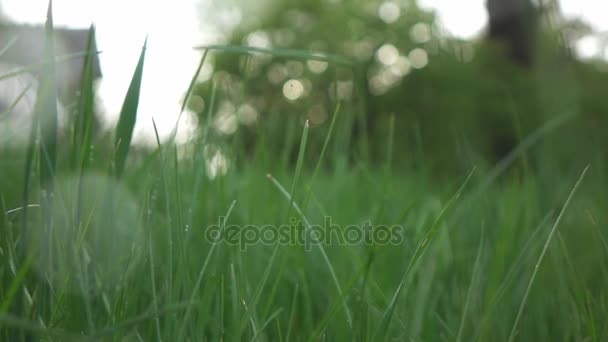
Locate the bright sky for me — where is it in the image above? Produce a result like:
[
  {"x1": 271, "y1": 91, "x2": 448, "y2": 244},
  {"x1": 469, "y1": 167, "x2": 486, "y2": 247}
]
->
[
  {"x1": 2, "y1": 0, "x2": 605, "y2": 143},
  {"x1": 3, "y1": 0, "x2": 205, "y2": 143}
]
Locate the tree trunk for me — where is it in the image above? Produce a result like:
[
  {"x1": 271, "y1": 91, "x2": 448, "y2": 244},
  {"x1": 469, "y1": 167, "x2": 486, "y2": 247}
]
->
[{"x1": 486, "y1": 0, "x2": 537, "y2": 66}]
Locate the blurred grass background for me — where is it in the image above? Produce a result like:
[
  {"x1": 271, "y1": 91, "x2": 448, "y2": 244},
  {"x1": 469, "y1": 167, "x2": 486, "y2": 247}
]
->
[{"x1": 1, "y1": 0, "x2": 607, "y2": 340}]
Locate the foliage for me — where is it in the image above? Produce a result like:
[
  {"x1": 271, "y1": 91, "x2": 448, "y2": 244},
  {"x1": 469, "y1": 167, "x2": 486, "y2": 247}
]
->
[{"x1": 192, "y1": 0, "x2": 608, "y2": 176}]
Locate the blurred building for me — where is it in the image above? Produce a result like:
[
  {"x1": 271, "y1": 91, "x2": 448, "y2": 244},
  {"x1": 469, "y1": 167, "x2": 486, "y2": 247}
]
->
[
  {"x1": 0, "y1": 21, "x2": 102, "y2": 146},
  {"x1": 0, "y1": 22, "x2": 102, "y2": 99}
]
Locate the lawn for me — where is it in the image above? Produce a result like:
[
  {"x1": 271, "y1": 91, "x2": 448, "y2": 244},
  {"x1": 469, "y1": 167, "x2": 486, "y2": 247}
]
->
[{"x1": 1, "y1": 5, "x2": 607, "y2": 341}]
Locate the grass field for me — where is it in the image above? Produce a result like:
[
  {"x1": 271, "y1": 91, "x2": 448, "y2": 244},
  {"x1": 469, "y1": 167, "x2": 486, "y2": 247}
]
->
[{"x1": 1, "y1": 5, "x2": 608, "y2": 341}]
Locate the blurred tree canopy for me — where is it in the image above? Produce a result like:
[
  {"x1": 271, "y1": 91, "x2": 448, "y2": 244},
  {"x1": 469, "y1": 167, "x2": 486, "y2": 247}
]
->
[{"x1": 190, "y1": 0, "x2": 608, "y2": 176}]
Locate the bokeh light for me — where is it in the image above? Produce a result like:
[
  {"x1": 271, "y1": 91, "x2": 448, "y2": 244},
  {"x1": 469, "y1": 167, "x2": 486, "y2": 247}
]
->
[
  {"x1": 245, "y1": 30, "x2": 272, "y2": 49},
  {"x1": 283, "y1": 79, "x2": 305, "y2": 101},
  {"x1": 376, "y1": 43, "x2": 400, "y2": 66},
  {"x1": 188, "y1": 94, "x2": 206, "y2": 114},
  {"x1": 410, "y1": 22, "x2": 432, "y2": 44},
  {"x1": 307, "y1": 57, "x2": 329, "y2": 74},
  {"x1": 204, "y1": 144, "x2": 229, "y2": 180},
  {"x1": 214, "y1": 101, "x2": 238, "y2": 135},
  {"x1": 286, "y1": 60, "x2": 305, "y2": 78},
  {"x1": 237, "y1": 103, "x2": 259, "y2": 125},
  {"x1": 307, "y1": 104, "x2": 328, "y2": 126},
  {"x1": 409, "y1": 48, "x2": 429, "y2": 69},
  {"x1": 389, "y1": 55, "x2": 412, "y2": 77},
  {"x1": 378, "y1": 1, "x2": 401, "y2": 24}
]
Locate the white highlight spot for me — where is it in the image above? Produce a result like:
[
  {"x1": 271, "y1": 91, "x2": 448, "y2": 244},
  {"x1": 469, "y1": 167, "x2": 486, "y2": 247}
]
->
[
  {"x1": 409, "y1": 48, "x2": 429, "y2": 69},
  {"x1": 376, "y1": 43, "x2": 400, "y2": 66},
  {"x1": 307, "y1": 57, "x2": 328, "y2": 74},
  {"x1": 410, "y1": 22, "x2": 432, "y2": 44},
  {"x1": 214, "y1": 102, "x2": 238, "y2": 135},
  {"x1": 283, "y1": 79, "x2": 304, "y2": 101},
  {"x1": 378, "y1": 1, "x2": 401, "y2": 24}
]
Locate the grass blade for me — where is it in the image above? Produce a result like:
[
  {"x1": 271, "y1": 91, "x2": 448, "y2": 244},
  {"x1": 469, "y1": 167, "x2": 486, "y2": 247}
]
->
[
  {"x1": 113, "y1": 37, "x2": 147, "y2": 178},
  {"x1": 456, "y1": 225, "x2": 485, "y2": 342},
  {"x1": 266, "y1": 174, "x2": 353, "y2": 326},
  {"x1": 177, "y1": 200, "x2": 237, "y2": 341},
  {"x1": 71, "y1": 25, "x2": 98, "y2": 172},
  {"x1": 194, "y1": 44, "x2": 353, "y2": 66},
  {"x1": 507, "y1": 165, "x2": 590, "y2": 342},
  {"x1": 286, "y1": 120, "x2": 309, "y2": 220},
  {"x1": 166, "y1": 49, "x2": 210, "y2": 145},
  {"x1": 250, "y1": 308, "x2": 283, "y2": 342},
  {"x1": 302, "y1": 101, "x2": 341, "y2": 212},
  {"x1": 285, "y1": 284, "x2": 299, "y2": 342},
  {"x1": 37, "y1": 0, "x2": 58, "y2": 194},
  {"x1": 373, "y1": 168, "x2": 476, "y2": 340}
]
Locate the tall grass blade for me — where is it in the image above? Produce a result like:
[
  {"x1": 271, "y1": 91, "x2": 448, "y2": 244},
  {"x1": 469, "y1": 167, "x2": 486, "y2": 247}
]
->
[
  {"x1": 113, "y1": 37, "x2": 147, "y2": 178},
  {"x1": 285, "y1": 284, "x2": 299, "y2": 342},
  {"x1": 194, "y1": 44, "x2": 353, "y2": 66},
  {"x1": 507, "y1": 165, "x2": 590, "y2": 342},
  {"x1": 250, "y1": 308, "x2": 283, "y2": 342},
  {"x1": 373, "y1": 168, "x2": 476, "y2": 340},
  {"x1": 37, "y1": 0, "x2": 59, "y2": 194},
  {"x1": 71, "y1": 25, "x2": 98, "y2": 172},
  {"x1": 91, "y1": 302, "x2": 196, "y2": 339},
  {"x1": 286, "y1": 120, "x2": 309, "y2": 220},
  {"x1": 167, "y1": 49, "x2": 209, "y2": 144},
  {"x1": 302, "y1": 101, "x2": 341, "y2": 212},
  {"x1": 267, "y1": 174, "x2": 353, "y2": 326},
  {"x1": 151, "y1": 118, "x2": 174, "y2": 303},
  {"x1": 456, "y1": 225, "x2": 485, "y2": 342},
  {"x1": 148, "y1": 241, "x2": 162, "y2": 342},
  {"x1": 0, "y1": 35, "x2": 18, "y2": 57},
  {"x1": 177, "y1": 200, "x2": 236, "y2": 341}
]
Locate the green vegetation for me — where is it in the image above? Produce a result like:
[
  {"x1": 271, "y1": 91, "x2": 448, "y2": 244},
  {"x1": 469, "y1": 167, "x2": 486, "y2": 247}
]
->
[{"x1": 1, "y1": 1, "x2": 608, "y2": 341}]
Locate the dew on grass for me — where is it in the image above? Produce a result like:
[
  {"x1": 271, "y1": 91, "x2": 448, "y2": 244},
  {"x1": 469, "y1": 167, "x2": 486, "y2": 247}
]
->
[{"x1": 28, "y1": 172, "x2": 143, "y2": 295}]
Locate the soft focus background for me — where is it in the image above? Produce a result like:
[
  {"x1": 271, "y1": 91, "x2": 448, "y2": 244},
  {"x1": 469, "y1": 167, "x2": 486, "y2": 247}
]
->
[
  {"x1": 0, "y1": 0, "x2": 606, "y2": 144},
  {"x1": 1, "y1": 0, "x2": 607, "y2": 340}
]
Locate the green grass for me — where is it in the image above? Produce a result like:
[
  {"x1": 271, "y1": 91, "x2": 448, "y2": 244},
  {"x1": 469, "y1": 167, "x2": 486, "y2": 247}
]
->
[{"x1": 1, "y1": 4, "x2": 608, "y2": 341}]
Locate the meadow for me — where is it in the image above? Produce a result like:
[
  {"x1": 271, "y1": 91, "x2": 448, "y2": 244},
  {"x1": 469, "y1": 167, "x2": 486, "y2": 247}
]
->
[{"x1": 1, "y1": 5, "x2": 608, "y2": 341}]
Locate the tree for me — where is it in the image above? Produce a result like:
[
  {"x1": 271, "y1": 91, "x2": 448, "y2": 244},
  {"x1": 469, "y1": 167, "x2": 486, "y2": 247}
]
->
[{"x1": 486, "y1": 0, "x2": 537, "y2": 66}]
